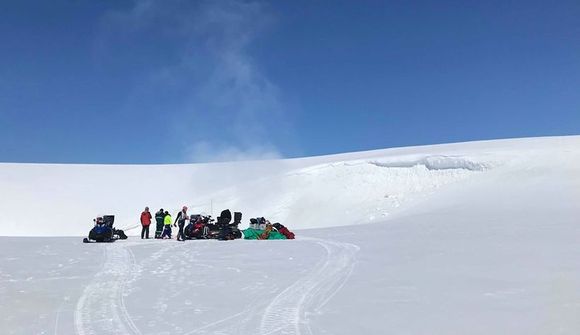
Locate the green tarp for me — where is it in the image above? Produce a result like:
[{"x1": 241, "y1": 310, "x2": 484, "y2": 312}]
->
[{"x1": 242, "y1": 228, "x2": 287, "y2": 240}]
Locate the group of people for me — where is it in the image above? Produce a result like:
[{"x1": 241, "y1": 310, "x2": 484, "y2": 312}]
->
[
  {"x1": 140, "y1": 206, "x2": 190, "y2": 241},
  {"x1": 139, "y1": 206, "x2": 295, "y2": 241}
]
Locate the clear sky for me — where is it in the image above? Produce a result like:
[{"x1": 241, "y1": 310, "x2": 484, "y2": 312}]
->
[{"x1": 1, "y1": 0, "x2": 579, "y2": 163}]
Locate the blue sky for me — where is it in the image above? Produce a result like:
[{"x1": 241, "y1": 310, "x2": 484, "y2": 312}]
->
[{"x1": 1, "y1": 0, "x2": 579, "y2": 163}]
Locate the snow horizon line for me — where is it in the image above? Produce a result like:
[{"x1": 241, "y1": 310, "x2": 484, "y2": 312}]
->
[{"x1": 0, "y1": 134, "x2": 577, "y2": 165}]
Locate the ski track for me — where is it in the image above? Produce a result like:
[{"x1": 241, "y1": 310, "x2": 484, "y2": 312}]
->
[
  {"x1": 73, "y1": 237, "x2": 358, "y2": 335},
  {"x1": 53, "y1": 303, "x2": 62, "y2": 335},
  {"x1": 258, "y1": 237, "x2": 359, "y2": 335},
  {"x1": 180, "y1": 237, "x2": 359, "y2": 335},
  {"x1": 74, "y1": 242, "x2": 142, "y2": 335}
]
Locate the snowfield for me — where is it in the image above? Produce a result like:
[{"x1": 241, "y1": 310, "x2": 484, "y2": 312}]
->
[{"x1": 1, "y1": 136, "x2": 580, "y2": 334}]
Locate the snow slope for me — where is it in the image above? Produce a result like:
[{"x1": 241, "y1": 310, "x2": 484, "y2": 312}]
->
[
  {"x1": 0, "y1": 136, "x2": 544, "y2": 236},
  {"x1": 1, "y1": 136, "x2": 580, "y2": 334}
]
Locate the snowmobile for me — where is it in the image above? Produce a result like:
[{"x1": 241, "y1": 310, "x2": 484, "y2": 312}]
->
[
  {"x1": 183, "y1": 210, "x2": 243, "y2": 240},
  {"x1": 83, "y1": 215, "x2": 128, "y2": 243},
  {"x1": 183, "y1": 214, "x2": 212, "y2": 240}
]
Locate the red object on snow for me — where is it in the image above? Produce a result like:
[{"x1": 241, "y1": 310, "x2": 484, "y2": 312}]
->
[{"x1": 278, "y1": 227, "x2": 295, "y2": 239}]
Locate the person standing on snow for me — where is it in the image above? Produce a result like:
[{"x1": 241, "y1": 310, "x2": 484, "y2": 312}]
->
[
  {"x1": 140, "y1": 206, "x2": 152, "y2": 239},
  {"x1": 174, "y1": 206, "x2": 188, "y2": 241},
  {"x1": 154, "y1": 208, "x2": 165, "y2": 239},
  {"x1": 161, "y1": 211, "x2": 172, "y2": 239}
]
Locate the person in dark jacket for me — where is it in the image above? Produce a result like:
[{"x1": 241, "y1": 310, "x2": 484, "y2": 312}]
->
[
  {"x1": 174, "y1": 206, "x2": 188, "y2": 241},
  {"x1": 140, "y1": 206, "x2": 152, "y2": 239},
  {"x1": 154, "y1": 208, "x2": 165, "y2": 239}
]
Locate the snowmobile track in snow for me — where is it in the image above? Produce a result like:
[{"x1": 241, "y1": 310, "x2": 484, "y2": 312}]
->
[
  {"x1": 73, "y1": 237, "x2": 358, "y2": 335},
  {"x1": 74, "y1": 242, "x2": 142, "y2": 335},
  {"x1": 179, "y1": 237, "x2": 359, "y2": 335},
  {"x1": 259, "y1": 237, "x2": 359, "y2": 335}
]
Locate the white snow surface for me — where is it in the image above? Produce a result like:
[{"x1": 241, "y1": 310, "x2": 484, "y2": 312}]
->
[{"x1": 1, "y1": 136, "x2": 580, "y2": 334}]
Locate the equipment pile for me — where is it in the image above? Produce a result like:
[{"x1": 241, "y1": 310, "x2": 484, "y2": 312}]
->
[{"x1": 242, "y1": 218, "x2": 295, "y2": 240}]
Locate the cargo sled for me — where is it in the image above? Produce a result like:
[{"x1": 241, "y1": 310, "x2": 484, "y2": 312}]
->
[{"x1": 243, "y1": 219, "x2": 295, "y2": 240}]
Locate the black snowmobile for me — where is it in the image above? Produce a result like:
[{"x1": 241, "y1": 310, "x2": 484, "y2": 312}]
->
[
  {"x1": 83, "y1": 215, "x2": 128, "y2": 243},
  {"x1": 183, "y1": 210, "x2": 243, "y2": 241}
]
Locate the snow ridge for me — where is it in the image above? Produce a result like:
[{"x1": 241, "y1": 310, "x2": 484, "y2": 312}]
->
[{"x1": 369, "y1": 155, "x2": 493, "y2": 171}]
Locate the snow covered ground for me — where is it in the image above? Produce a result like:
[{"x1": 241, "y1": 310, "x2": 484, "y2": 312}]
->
[{"x1": 1, "y1": 136, "x2": 580, "y2": 334}]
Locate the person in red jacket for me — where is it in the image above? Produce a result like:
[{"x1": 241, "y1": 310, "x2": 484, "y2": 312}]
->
[{"x1": 140, "y1": 206, "x2": 152, "y2": 239}]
